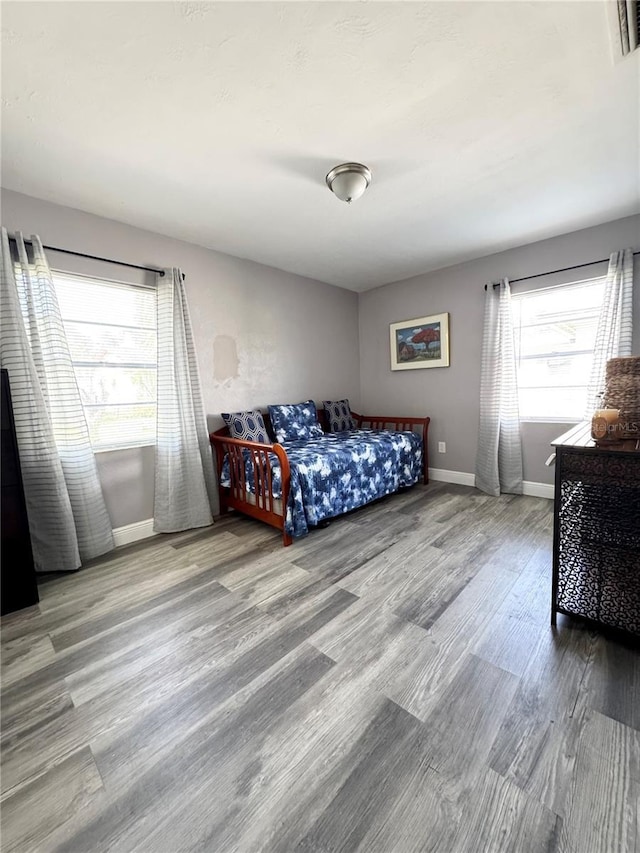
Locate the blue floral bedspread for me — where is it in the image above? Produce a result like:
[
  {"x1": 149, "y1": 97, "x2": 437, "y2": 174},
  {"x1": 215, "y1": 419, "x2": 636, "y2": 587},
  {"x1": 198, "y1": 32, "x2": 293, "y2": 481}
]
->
[{"x1": 219, "y1": 429, "x2": 423, "y2": 538}]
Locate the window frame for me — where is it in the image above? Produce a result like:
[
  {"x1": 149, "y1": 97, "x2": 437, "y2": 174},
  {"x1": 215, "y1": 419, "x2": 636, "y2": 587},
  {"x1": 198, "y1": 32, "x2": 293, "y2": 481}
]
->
[
  {"x1": 511, "y1": 276, "x2": 606, "y2": 424},
  {"x1": 52, "y1": 268, "x2": 158, "y2": 454}
]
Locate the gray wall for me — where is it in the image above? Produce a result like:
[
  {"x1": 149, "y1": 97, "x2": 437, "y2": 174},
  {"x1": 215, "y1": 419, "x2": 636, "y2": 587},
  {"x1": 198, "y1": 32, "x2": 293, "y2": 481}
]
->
[
  {"x1": 358, "y1": 215, "x2": 640, "y2": 485},
  {"x1": 2, "y1": 188, "x2": 360, "y2": 525}
]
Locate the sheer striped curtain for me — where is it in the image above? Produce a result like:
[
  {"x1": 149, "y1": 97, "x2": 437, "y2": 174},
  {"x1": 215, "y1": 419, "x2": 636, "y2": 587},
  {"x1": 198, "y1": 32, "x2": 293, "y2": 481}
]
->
[
  {"x1": 0, "y1": 229, "x2": 114, "y2": 572},
  {"x1": 154, "y1": 268, "x2": 216, "y2": 532},
  {"x1": 585, "y1": 249, "x2": 634, "y2": 413},
  {"x1": 475, "y1": 278, "x2": 523, "y2": 497}
]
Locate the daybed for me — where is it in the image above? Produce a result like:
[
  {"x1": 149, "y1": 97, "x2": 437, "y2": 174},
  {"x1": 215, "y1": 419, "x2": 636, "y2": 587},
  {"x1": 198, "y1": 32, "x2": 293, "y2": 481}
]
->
[{"x1": 210, "y1": 402, "x2": 430, "y2": 546}]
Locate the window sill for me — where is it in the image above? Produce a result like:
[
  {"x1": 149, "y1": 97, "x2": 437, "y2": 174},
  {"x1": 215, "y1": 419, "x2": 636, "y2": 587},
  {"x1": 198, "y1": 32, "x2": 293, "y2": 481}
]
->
[
  {"x1": 94, "y1": 441, "x2": 155, "y2": 454},
  {"x1": 520, "y1": 417, "x2": 582, "y2": 425}
]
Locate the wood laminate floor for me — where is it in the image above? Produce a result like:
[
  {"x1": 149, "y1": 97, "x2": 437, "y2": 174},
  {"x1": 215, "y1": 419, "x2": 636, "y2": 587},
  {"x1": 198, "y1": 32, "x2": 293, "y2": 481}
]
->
[{"x1": 1, "y1": 483, "x2": 638, "y2": 852}]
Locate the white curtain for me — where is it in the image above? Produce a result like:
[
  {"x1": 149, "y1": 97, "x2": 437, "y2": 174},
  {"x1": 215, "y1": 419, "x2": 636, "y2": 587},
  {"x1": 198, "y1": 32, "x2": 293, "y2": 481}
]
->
[
  {"x1": 154, "y1": 268, "x2": 216, "y2": 532},
  {"x1": 585, "y1": 249, "x2": 634, "y2": 413},
  {"x1": 0, "y1": 229, "x2": 114, "y2": 571},
  {"x1": 475, "y1": 278, "x2": 523, "y2": 497}
]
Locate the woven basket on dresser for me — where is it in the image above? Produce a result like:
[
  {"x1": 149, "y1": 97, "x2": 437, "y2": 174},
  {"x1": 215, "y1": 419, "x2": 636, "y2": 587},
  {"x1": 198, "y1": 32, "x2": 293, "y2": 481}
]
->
[{"x1": 602, "y1": 356, "x2": 640, "y2": 439}]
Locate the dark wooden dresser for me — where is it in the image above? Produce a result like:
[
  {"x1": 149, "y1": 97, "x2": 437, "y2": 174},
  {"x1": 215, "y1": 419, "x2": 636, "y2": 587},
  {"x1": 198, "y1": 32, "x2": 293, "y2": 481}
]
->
[
  {"x1": 1, "y1": 368, "x2": 39, "y2": 615},
  {"x1": 551, "y1": 422, "x2": 639, "y2": 636}
]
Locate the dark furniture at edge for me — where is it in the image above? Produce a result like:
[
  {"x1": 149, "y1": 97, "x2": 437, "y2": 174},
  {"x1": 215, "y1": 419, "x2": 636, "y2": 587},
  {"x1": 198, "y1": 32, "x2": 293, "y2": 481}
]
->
[
  {"x1": 210, "y1": 409, "x2": 430, "y2": 547},
  {"x1": 551, "y1": 421, "x2": 639, "y2": 636},
  {"x1": 1, "y1": 369, "x2": 39, "y2": 616}
]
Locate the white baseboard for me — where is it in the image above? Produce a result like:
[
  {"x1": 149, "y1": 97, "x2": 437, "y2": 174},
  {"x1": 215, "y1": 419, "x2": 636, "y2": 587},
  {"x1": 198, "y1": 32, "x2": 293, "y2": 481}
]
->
[
  {"x1": 428, "y1": 467, "x2": 476, "y2": 487},
  {"x1": 428, "y1": 468, "x2": 553, "y2": 499},
  {"x1": 522, "y1": 480, "x2": 554, "y2": 499},
  {"x1": 112, "y1": 518, "x2": 156, "y2": 547}
]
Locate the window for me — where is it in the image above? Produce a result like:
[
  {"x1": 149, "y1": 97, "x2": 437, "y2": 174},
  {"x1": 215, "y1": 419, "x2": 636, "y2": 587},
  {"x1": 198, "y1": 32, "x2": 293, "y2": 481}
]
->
[
  {"x1": 512, "y1": 278, "x2": 605, "y2": 422},
  {"x1": 53, "y1": 272, "x2": 157, "y2": 451}
]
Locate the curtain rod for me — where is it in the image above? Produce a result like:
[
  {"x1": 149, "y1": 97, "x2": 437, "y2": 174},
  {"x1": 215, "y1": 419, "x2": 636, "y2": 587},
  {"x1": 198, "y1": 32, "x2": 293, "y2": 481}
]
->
[
  {"x1": 7, "y1": 235, "x2": 186, "y2": 279},
  {"x1": 484, "y1": 251, "x2": 639, "y2": 290}
]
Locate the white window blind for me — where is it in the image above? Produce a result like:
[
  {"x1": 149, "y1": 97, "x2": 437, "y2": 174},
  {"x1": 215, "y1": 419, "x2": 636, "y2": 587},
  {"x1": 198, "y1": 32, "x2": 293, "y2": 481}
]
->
[
  {"x1": 53, "y1": 271, "x2": 157, "y2": 451},
  {"x1": 512, "y1": 278, "x2": 606, "y2": 421}
]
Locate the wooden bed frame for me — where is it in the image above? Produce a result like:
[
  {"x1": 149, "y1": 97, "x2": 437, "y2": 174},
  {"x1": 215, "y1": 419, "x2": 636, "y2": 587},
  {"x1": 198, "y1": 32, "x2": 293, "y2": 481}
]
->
[{"x1": 210, "y1": 411, "x2": 430, "y2": 546}]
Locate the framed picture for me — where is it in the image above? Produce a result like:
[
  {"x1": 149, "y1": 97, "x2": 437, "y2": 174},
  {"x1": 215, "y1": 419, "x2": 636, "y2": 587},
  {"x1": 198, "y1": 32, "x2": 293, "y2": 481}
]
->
[{"x1": 390, "y1": 312, "x2": 450, "y2": 370}]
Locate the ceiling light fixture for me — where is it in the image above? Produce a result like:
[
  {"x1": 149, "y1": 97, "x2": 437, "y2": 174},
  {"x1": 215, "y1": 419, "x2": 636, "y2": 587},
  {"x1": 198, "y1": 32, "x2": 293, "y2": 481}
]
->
[{"x1": 325, "y1": 162, "x2": 372, "y2": 204}]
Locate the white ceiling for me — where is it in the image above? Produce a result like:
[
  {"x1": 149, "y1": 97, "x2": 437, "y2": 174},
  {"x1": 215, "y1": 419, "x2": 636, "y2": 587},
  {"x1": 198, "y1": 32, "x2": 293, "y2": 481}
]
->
[{"x1": 2, "y1": 2, "x2": 639, "y2": 291}]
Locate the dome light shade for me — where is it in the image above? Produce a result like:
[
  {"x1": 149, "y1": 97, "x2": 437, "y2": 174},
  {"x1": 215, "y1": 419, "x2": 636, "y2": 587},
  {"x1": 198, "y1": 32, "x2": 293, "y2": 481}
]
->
[{"x1": 326, "y1": 163, "x2": 372, "y2": 203}]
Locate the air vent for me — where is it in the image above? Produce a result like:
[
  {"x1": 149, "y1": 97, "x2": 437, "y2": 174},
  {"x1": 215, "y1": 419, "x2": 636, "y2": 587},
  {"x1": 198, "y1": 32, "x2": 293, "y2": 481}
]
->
[{"x1": 609, "y1": 0, "x2": 639, "y2": 58}]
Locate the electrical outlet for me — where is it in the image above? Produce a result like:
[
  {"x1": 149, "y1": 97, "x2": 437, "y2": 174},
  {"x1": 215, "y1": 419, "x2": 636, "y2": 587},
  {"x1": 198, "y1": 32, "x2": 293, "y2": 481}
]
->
[{"x1": 438, "y1": 441, "x2": 446, "y2": 453}]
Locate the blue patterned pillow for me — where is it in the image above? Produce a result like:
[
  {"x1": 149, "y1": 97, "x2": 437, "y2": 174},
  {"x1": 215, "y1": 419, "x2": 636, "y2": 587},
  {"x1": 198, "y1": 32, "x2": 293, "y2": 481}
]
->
[
  {"x1": 268, "y1": 400, "x2": 324, "y2": 443},
  {"x1": 221, "y1": 410, "x2": 269, "y2": 443},
  {"x1": 323, "y1": 399, "x2": 356, "y2": 432}
]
